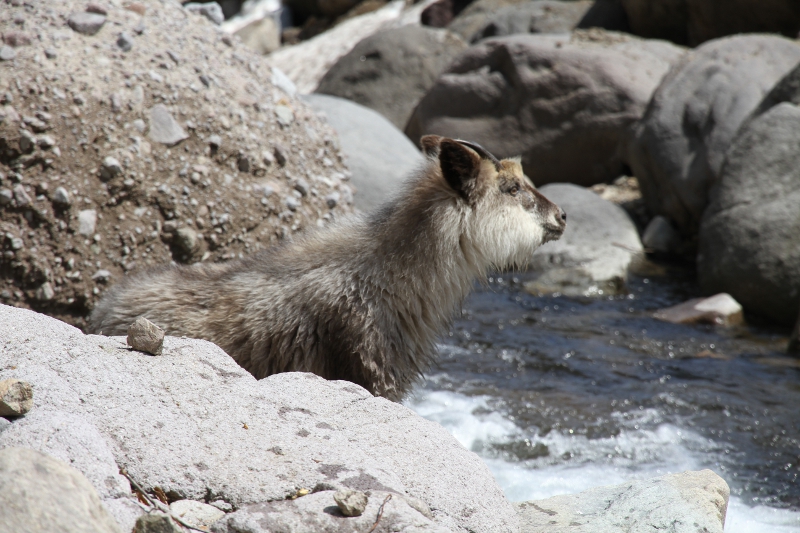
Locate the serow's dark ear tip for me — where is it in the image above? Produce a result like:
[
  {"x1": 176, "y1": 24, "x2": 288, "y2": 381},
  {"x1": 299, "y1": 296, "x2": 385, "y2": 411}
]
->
[
  {"x1": 439, "y1": 139, "x2": 481, "y2": 197},
  {"x1": 420, "y1": 135, "x2": 443, "y2": 156}
]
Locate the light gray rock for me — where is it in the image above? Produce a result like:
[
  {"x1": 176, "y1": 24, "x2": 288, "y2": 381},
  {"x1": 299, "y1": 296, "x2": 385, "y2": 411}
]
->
[
  {"x1": 525, "y1": 184, "x2": 643, "y2": 296},
  {"x1": 68, "y1": 12, "x2": 107, "y2": 36},
  {"x1": 627, "y1": 34, "x2": 800, "y2": 235},
  {"x1": 101, "y1": 156, "x2": 122, "y2": 181},
  {"x1": 185, "y1": 2, "x2": 225, "y2": 25},
  {"x1": 19, "y1": 130, "x2": 35, "y2": 153},
  {"x1": 117, "y1": 32, "x2": 134, "y2": 52},
  {"x1": 0, "y1": 45, "x2": 16, "y2": 61},
  {"x1": 52, "y1": 186, "x2": 71, "y2": 206},
  {"x1": 0, "y1": 410, "x2": 131, "y2": 499},
  {"x1": 12, "y1": 183, "x2": 31, "y2": 207},
  {"x1": 170, "y1": 500, "x2": 226, "y2": 529},
  {"x1": 304, "y1": 94, "x2": 424, "y2": 213},
  {"x1": 211, "y1": 490, "x2": 454, "y2": 533},
  {"x1": 0, "y1": 447, "x2": 122, "y2": 533},
  {"x1": 148, "y1": 105, "x2": 188, "y2": 146},
  {"x1": 407, "y1": 31, "x2": 684, "y2": 186},
  {"x1": 127, "y1": 316, "x2": 165, "y2": 355},
  {"x1": 516, "y1": 469, "x2": 729, "y2": 533},
  {"x1": 234, "y1": 16, "x2": 280, "y2": 55},
  {"x1": 78, "y1": 209, "x2": 97, "y2": 236},
  {"x1": 464, "y1": 0, "x2": 593, "y2": 43},
  {"x1": 316, "y1": 26, "x2": 467, "y2": 130},
  {"x1": 334, "y1": 489, "x2": 368, "y2": 517},
  {"x1": 0, "y1": 378, "x2": 33, "y2": 416},
  {"x1": 0, "y1": 304, "x2": 519, "y2": 533},
  {"x1": 0, "y1": 418, "x2": 10, "y2": 433},
  {"x1": 697, "y1": 102, "x2": 800, "y2": 325},
  {"x1": 654, "y1": 293, "x2": 744, "y2": 326},
  {"x1": 641, "y1": 215, "x2": 680, "y2": 254}
]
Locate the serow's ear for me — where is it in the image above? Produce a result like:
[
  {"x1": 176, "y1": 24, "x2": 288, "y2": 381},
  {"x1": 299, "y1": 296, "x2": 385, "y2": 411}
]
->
[
  {"x1": 420, "y1": 135, "x2": 443, "y2": 157},
  {"x1": 439, "y1": 139, "x2": 481, "y2": 198}
]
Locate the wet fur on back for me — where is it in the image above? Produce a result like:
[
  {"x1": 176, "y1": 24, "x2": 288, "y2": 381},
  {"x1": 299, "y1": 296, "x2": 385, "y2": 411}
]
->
[{"x1": 90, "y1": 137, "x2": 566, "y2": 401}]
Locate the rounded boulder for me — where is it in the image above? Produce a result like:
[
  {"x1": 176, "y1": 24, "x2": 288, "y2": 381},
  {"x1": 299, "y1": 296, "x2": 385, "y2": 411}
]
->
[
  {"x1": 406, "y1": 30, "x2": 684, "y2": 187},
  {"x1": 316, "y1": 26, "x2": 467, "y2": 130},
  {"x1": 627, "y1": 34, "x2": 800, "y2": 236}
]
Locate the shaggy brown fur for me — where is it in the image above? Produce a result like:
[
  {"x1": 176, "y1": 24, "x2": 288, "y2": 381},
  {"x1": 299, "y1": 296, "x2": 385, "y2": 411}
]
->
[{"x1": 89, "y1": 136, "x2": 566, "y2": 400}]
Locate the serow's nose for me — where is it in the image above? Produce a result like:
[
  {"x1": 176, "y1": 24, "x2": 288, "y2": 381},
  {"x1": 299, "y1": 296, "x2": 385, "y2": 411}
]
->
[{"x1": 559, "y1": 208, "x2": 567, "y2": 224}]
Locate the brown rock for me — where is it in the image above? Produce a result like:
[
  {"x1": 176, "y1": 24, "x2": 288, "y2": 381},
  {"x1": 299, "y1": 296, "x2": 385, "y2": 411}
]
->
[
  {"x1": 127, "y1": 316, "x2": 165, "y2": 355},
  {"x1": 654, "y1": 293, "x2": 744, "y2": 326},
  {"x1": 0, "y1": 379, "x2": 33, "y2": 416}
]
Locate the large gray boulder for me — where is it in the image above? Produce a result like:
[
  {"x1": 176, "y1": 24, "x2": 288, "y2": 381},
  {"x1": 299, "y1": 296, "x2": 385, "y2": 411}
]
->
[
  {"x1": 304, "y1": 94, "x2": 425, "y2": 213},
  {"x1": 627, "y1": 34, "x2": 800, "y2": 236},
  {"x1": 464, "y1": 0, "x2": 593, "y2": 44},
  {"x1": 406, "y1": 31, "x2": 684, "y2": 187},
  {"x1": 517, "y1": 469, "x2": 729, "y2": 533},
  {"x1": 316, "y1": 26, "x2": 467, "y2": 130},
  {"x1": 620, "y1": 0, "x2": 800, "y2": 46},
  {"x1": 697, "y1": 102, "x2": 800, "y2": 326},
  {"x1": 0, "y1": 447, "x2": 122, "y2": 533},
  {"x1": 0, "y1": 304, "x2": 518, "y2": 533},
  {"x1": 525, "y1": 183, "x2": 643, "y2": 296}
]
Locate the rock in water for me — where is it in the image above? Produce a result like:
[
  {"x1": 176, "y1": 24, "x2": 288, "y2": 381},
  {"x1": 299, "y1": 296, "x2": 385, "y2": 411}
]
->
[
  {"x1": 127, "y1": 317, "x2": 165, "y2": 355},
  {"x1": 0, "y1": 378, "x2": 33, "y2": 416},
  {"x1": 525, "y1": 184, "x2": 643, "y2": 296},
  {"x1": 334, "y1": 489, "x2": 368, "y2": 516},
  {"x1": 0, "y1": 447, "x2": 122, "y2": 533},
  {"x1": 516, "y1": 469, "x2": 729, "y2": 533},
  {"x1": 697, "y1": 101, "x2": 800, "y2": 325},
  {"x1": 654, "y1": 293, "x2": 744, "y2": 326}
]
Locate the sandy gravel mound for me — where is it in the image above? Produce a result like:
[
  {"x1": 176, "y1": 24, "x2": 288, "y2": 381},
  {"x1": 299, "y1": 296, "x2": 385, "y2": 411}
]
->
[{"x1": 0, "y1": 0, "x2": 354, "y2": 328}]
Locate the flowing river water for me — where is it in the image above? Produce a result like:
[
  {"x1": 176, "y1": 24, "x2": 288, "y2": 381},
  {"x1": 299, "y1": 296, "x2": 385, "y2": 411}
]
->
[{"x1": 405, "y1": 267, "x2": 800, "y2": 532}]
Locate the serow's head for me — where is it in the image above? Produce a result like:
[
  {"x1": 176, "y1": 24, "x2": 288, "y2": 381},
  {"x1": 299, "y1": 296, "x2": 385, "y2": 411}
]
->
[{"x1": 422, "y1": 134, "x2": 566, "y2": 269}]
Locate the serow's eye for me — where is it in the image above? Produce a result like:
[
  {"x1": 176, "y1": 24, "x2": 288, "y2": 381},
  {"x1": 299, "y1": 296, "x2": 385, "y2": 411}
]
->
[{"x1": 508, "y1": 186, "x2": 519, "y2": 196}]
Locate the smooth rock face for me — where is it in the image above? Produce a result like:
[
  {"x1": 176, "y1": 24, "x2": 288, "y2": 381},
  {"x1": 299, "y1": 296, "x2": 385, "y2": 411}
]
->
[
  {"x1": 0, "y1": 410, "x2": 132, "y2": 499},
  {"x1": 654, "y1": 293, "x2": 744, "y2": 326},
  {"x1": 148, "y1": 105, "x2": 188, "y2": 146},
  {"x1": 211, "y1": 490, "x2": 454, "y2": 533},
  {"x1": 697, "y1": 102, "x2": 800, "y2": 325},
  {"x1": 627, "y1": 34, "x2": 800, "y2": 235},
  {"x1": 303, "y1": 94, "x2": 424, "y2": 213},
  {"x1": 407, "y1": 31, "x2": 684, "y2": 186},
  {"x1": 127, "y1": 316, "x2": 165, "y2": 355},
  {"x1": 0, "y1": 305, "x2": 518, "y2": 533},
  {"x1": 465, "y1": 0, "x2": 593, "y2": 43},
  {"x1": 621, "y1": 0, "x2": 800, "y2": 46},
  {"x1": 235, "y1": 16, "x2": 281, "y2": 55},
  {"x1": 316, "y1": 26, "x2": 467, "y2": 130},
  {"x1": 0, "y1": 378, "x2": 33, "y2": 416},
  {"x1": 516, "y1": 469, "x2": 729, "y2": 533},
  {"x1": 0, "y1": 447, "x2": 122, "y2": 533},
  {"x1": 525, "y1": 184, "x2": 643, "y2": 296}
]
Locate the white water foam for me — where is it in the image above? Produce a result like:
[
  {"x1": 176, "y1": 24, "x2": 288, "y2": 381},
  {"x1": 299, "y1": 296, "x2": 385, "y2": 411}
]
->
[{"x1": 405, "y1": 389, "x2": 800, "y2": 533}]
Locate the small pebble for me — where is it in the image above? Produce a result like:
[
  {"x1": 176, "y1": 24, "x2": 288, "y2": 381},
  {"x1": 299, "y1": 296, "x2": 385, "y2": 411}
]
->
[
  {"x1": 117, "y1": 32, "x2": 133, "y2": 52},
  {"x1": 68, "y1": 12, "x2": 107, "y2": 36},
  {"x1": 0, "y1": 379, "x2": 34, "y2": 416},
  {"x1": 333, "y1": 490, "x2": 368, "y2": 517},
  {"x1": 44, "y1": 48, "x2": 57, "y2": 59},
  {"x1": 52, "y1": 186, "x2": 71, "y2": 206},
  {"x1": 127, "y1": 316, "x2": 165, "y2": 356},
  {"x1": 0, "y1": 47, "x2": 15, "y2": 61},
  {"x1": 208, "y1": 134, "x2": 222, "y2": 149},
  {"x1": 86, "y1": 2, "x2": 108, "y2": 15}
]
